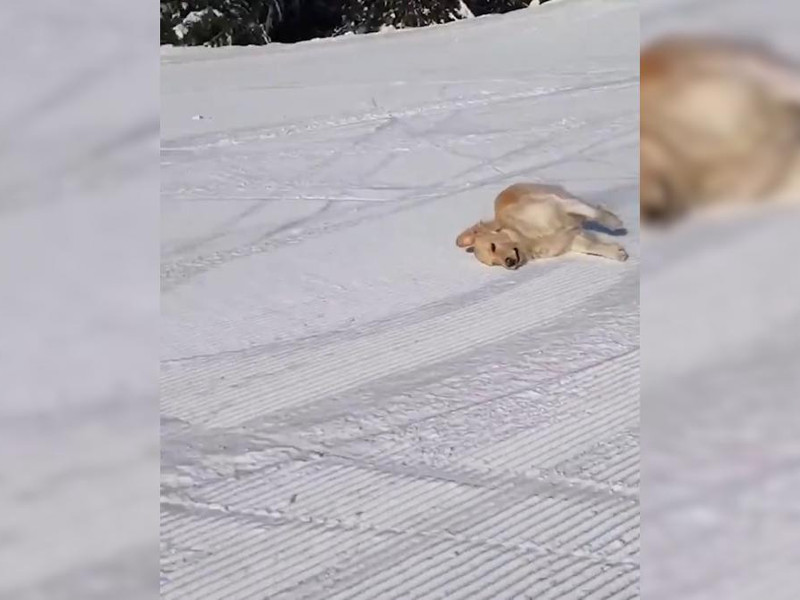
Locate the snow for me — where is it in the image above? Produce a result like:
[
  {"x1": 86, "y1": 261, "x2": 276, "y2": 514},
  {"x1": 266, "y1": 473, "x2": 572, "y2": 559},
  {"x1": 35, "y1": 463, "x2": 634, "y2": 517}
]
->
[
  {"x1": 174, "y1": 9, "x2": 224, "y2": 42},
  {"x1": 161, "y1": 1, "x2": 639, "y2": 597},
  {"x1": 456, "y1": 1, "x2": 476, "y2": 20}
]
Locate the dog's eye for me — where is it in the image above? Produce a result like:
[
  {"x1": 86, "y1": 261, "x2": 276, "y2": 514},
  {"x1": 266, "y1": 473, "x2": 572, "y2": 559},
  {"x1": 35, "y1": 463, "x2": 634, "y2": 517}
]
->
[{"x1": 490, "y1": 243, "x2": 496, "y2": 253}]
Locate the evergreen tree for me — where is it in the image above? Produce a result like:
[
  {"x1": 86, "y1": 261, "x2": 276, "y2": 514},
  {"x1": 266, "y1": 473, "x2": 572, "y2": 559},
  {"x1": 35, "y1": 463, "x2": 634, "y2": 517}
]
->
[
  {"x1": 464, "y1": 0, "x2": 530, "y2": 17},
  {"x1": 337, "y1": 0, "x2": 472, "y2": 35},
  {"x1": 161, "y1": 0, "x2": 299, "y2": 46},
  {"x1": 161, "y1": 0, "x2": 543, "y2": 47}
]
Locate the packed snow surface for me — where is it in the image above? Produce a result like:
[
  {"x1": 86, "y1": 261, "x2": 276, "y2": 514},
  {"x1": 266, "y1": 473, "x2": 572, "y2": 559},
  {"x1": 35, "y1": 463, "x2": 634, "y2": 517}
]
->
[{"x1": 161, "y1": 0, "x2": 640, "y2": 598}]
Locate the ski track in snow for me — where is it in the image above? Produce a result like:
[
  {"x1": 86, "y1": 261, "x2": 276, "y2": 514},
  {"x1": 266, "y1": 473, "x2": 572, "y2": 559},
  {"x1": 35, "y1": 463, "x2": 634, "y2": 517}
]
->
[{"x1": 161, "y1": 1, "x2": 640, "y2": 598}]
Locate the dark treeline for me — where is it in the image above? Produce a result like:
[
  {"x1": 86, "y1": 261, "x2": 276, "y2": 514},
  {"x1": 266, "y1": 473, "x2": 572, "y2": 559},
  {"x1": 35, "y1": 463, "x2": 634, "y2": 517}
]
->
[{"x1": 161, "y1": 0, "x2": 552, "y2": 47}]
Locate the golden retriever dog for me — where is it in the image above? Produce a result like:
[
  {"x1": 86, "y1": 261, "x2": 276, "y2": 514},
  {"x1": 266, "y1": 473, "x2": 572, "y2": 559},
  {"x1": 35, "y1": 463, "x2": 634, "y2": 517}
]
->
[
  {"x1": 456, "y1": 183, "x2": 628, "y2": 269},
  {"x1": 641, "y1": 35, "x2": 800, "y2": 224}
]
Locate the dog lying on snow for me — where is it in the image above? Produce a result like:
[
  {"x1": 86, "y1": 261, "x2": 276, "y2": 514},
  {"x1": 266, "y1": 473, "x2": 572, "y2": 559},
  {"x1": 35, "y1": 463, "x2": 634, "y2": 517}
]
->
[
  {"x1": 456, "y1": 183, "x2": 628, "y2": 270},
  {"x1": 641, "y1": 35, "x2": 800, "y2": 224}
]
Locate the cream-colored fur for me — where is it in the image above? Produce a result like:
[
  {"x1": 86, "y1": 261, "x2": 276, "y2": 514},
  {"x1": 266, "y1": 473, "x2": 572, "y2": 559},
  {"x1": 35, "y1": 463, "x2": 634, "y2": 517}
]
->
[
  {"x1": 456, "y1": 183, "x2": 627, "y2": 270},
  {"x1": 641, "y1": 35, "x2": 800, "y2": 224}
]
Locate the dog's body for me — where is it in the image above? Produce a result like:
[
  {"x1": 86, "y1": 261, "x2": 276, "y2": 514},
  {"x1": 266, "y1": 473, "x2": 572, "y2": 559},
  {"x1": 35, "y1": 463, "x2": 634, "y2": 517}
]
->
[
  {"x1": 641, "y1": 36, "x2": 800, "y2": 223},
  {"x1": 456, "y1": 183, "x2": 627, "y2": 269}
]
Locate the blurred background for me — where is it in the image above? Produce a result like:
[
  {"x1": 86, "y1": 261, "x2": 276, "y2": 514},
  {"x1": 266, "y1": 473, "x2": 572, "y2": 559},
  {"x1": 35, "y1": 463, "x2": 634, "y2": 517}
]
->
[
  {"x1": 641, "y1": 0, "x2": 800, "y2": 599},
  {"x1": 0, "y1": 1, "x2": 158, "y2": 598}
]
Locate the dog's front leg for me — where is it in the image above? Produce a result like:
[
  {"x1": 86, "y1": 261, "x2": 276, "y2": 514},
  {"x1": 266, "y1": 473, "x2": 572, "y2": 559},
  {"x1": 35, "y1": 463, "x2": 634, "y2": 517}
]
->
[{"x1": 526, "y1": 230, "x2": 577, "y2": 259}]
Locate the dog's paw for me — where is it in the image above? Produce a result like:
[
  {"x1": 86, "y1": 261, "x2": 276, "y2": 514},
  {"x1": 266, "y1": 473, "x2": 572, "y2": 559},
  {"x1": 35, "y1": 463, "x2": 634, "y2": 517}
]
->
[{"x1": 614, "y1": 245, "x2": 629, "y2": 262}]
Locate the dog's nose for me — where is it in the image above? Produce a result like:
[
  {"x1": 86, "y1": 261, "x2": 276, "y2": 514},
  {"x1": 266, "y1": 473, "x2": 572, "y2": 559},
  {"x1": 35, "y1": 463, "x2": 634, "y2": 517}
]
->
[{"x1": 505, "y1": 257, "x2": 516, "y2": 268}]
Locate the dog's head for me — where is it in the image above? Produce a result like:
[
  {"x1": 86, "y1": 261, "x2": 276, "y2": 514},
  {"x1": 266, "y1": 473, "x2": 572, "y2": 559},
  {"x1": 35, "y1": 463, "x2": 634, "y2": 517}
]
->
[{"x1": 456, "y1": 221, "x2": 525, "y2": 270}]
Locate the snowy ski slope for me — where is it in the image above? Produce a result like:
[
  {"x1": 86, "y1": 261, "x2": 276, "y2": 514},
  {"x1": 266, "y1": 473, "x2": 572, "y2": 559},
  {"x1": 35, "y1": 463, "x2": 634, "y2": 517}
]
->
[{"x1": 161, "y1": 0, "x2": 640, "y2": 597}]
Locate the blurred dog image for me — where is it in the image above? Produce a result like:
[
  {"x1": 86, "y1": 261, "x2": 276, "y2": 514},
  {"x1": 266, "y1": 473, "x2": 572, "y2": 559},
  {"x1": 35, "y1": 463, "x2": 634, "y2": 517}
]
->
[
  {"x1": 456, "y1": 183, "x2": 627, "y2": 269},
  {"x1": 641, "y1": 35, "x2": 800, "y2": 224}
]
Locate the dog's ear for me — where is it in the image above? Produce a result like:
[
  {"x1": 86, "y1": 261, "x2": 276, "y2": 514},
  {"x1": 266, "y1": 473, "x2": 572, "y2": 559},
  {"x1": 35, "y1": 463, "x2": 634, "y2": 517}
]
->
[
  {"x1": 485, "y1": 220, "x2": 502, "y2": 233},
  {"x1": 456, "y1": 223, "x2": 481, "y2": 248},
  {"x1": 456, "y1": 220, "x2": 498, "y2": 249}
]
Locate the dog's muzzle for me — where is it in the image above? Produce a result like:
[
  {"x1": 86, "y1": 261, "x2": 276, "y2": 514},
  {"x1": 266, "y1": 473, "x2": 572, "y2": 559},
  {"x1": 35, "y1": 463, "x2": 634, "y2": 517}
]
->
[{"x1": 504, "y1": 247, "x2": 521, "y2": 269}]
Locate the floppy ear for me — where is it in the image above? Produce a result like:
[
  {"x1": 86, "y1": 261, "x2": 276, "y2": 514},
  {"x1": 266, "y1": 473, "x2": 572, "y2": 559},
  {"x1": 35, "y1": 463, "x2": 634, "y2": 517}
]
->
[
  {"x1": 456, "y1": 223, "x2": 481, "y2": 248},
  {"x1": 456, "y1": 220, "x2": 498, "y2": 249}
]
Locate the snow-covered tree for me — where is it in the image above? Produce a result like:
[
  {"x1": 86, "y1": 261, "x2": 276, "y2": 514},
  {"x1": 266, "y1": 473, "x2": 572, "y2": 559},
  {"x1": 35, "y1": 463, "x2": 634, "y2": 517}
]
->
[
  {"x1": 337, "y1": 0, "x2": 473, "y2": 35},
  {"x1": 464, "y1": 0, "x2": 531, "y2": 17},
  {"x1": 162, "y1": 0, "x2": 298, "y2": 46},
  {"x1": 161, "y1": 0, "x2": 542, "y2": 46}
]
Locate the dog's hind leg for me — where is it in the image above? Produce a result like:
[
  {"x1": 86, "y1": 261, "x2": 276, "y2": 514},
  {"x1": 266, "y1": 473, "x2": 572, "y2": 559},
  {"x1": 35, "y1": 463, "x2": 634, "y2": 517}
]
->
[
  {"x1": 570, "y1": 231, "x2": 628, "y2": 261},
  {"x1": 552, "y1": 195, "x2": 625, "y2": 232}
]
